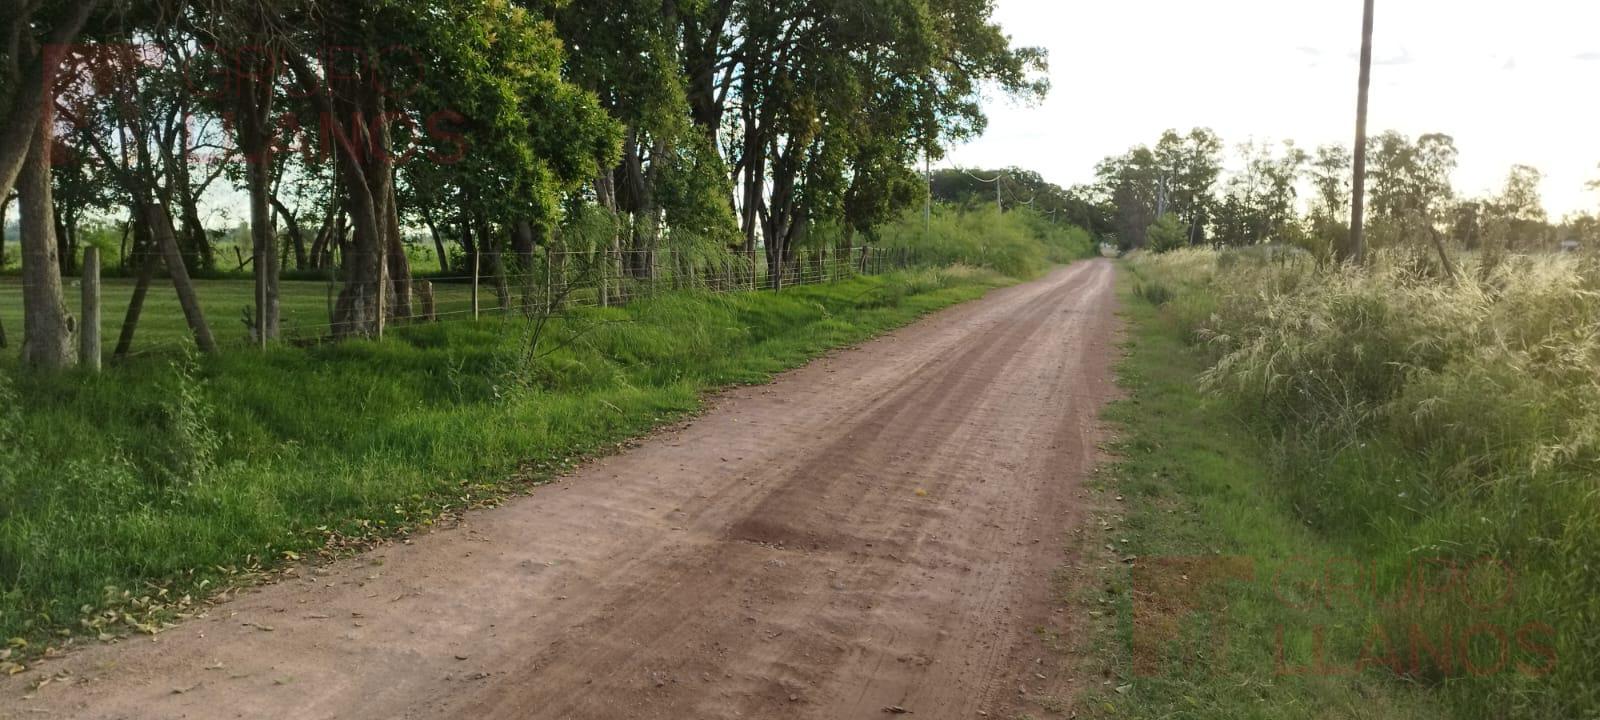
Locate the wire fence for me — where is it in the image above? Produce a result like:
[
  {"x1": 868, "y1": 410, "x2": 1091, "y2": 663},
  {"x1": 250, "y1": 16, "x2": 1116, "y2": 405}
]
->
[{"x1": 0, "y1": 245, "x2": 922, "y2": 361}]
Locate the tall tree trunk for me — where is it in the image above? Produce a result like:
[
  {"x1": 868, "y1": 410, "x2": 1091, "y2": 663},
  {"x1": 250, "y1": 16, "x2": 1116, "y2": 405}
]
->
[
  {"x1": 0, "y1": 194, "x2": 6, "y2": 346},
  {"x1": 330, "y1": 153, "x2": 384, "y2": 337},
  {"x1": 238, "y1": 62, "x2": 280, "y2": 341},
  {"x1": 270, "y1": 193, "x2": 307, "y2": 271},
  {"x1": 247, "y1": 156, "x2": 279, "y2": 340},
  {"x1": 382, "y1": 182, "x2": 411, "y2": 320},
  {"x1": 635, "y1": 136, "x2": 668, "y2": 280},
  {"x1": 176, "y1": 176, "x2": 211, "y2": 272},
  {"x1": 53, "y1": 209, "x2": 73, "y2": 275},
  {"x1": 113, "y1": 204, "x2": 157, "y2": 359},
  {"x1": 0, "y1": 0, "x2": 96, "y2": 205},
  {"x1": 309, "y1": 200, "x2": 336, "y2": 271},
  {"x1": 335, "y1": 210, "x2": 351, "y2": 272},
  {"x1": 17, "y1": 118, "x2": 74, "y2": 368},
  {"x1": 458, "y1": 216, "x2": 477, "y2": 269},
  {"x1": 594, "y1": 174, "x2": 623, "y2": 306},
  {"x1": 1, "y1": 193, "x2": 10, "y2": 270},
  {"x1": 474, "y1": 212, "x2": 509, "y2": 310},
  {"x1": 146, "y1": 201, "x2": 219, "y2": 353},
  {"x1": 117, "y1": 220, "x2": 129, "y2": 269},
  {"x1": 762, "y1": 139, "x2": 800, "y2": 291},
  {"x1": 287, "y1": 51, "x2": 389, "y2": 338},
  {"x1": 510, "y1": 218, "x2": 536, "y2": 269},
  {"x1": 617, "y1": 129, "x2": 650, "y2": 279},
  {"x1": 512, "y1": 218, "x2": 536, "y2": 307},
  {"x1": 679, "y1": 0, "x2": 730, "y2": 138},
  {"x1": 423, "y1": 209, "x2": 450, "y2": 274}
]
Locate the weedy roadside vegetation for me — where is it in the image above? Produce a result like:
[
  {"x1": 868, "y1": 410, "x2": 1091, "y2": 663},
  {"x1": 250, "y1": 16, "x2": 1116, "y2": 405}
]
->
[
  {"x1": 1116, "y1": 247, "x2": 1600, "y2": 718},
  {"x1": 0, "y1": 208, "x2": 1092, "y2": 670}
]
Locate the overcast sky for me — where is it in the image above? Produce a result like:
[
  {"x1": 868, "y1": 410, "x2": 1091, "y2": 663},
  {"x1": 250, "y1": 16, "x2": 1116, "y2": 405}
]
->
[{"x1": 943, "y1": 0, "x2": 1600, "y2": 218}]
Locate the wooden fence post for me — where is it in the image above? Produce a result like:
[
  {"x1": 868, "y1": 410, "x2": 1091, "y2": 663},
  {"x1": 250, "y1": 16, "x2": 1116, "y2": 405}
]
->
[
  {"x1": 81, "y1": 247, "x2": 101, "y2": 370},
  {"x1": 419, "y1": 280, "x2": 437, "y2": 322}
]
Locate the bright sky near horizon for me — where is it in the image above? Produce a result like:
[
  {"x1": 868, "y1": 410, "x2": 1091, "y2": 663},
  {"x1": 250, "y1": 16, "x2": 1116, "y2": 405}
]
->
[{"x1": 943, "y1": 0, "x2": 1600, "y2": 218}]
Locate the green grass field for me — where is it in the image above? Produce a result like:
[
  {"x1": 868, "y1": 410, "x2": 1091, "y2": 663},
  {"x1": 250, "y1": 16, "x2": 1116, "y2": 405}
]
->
[
  {"x1": 0, "y1": 277, "x2": 483, "y2": 354},
  {"x1": 0, "y1": 265, "x2": 1013, "y2": 662}
]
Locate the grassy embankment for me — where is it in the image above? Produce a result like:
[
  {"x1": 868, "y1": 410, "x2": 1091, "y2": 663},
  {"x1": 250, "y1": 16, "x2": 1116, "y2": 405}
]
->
[
  {"x1": 1074, "y1": 249, "x2": 1593, "y2": 719},
  {"x1": 0, "y1": 208, "x2": 1094, "y2": 669}
]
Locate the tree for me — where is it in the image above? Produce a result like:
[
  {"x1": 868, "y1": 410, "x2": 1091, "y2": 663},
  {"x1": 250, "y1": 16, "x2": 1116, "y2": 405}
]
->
[
  {"x1": 1365, "y1": 131, "x2": 1456, "y2": 220},
  {"x1": 548, "y1": 0, "x2": 721, "y2": 284},
  {"x1": 1096, "y1": 147, "x2": 1160, "y2": 250},
  {"x1": 1309, "y1": 144, "x2": 1352, "y2": 222},
  {"x1": 930, "y1": 168, "x2": 1109, "y2": 236},
  {"x1": 1304, "y1": 143, "x2": 1352, "y2": 258},
  {"x1": 55, "y1": 29, "x2": 220, "y2": 354},
  {"x1": 17, "y1": 89, "x2": 75, "y2": 368},
  {"x1": 1153, "y1": 128, "x2": 1223, "y2": 245},
  {"x1": 1496, "y1": 165, "x2": 1546, "y2": 222},
  {"x1": 4, "y1": 1, "x2": 100, "y2": 368},
  {"x1": 0, "y1": 1, "x2": 98, "y2": 205},
  {"x1": 1147, "y1": 213, "x2": 1187, "y2": 253},
  {"x1": 1483, "y1": 164, "x2": 1548, "y2": 251},
  {"x1": 1210, "y1": 140, "x2": 1306, "y2": 247},
  {"x1": 724, "y1": 0, "x2": 1047, "y2": 288}
]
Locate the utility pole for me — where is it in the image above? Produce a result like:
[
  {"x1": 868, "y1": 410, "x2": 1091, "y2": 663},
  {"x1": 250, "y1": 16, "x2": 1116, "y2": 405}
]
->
[
  {"x1": 1347, "y1": 0, "x2": 1375, "y2": 265},
  {"x1": 924, "y1": 150, "x2": 932, "y2": 235}
]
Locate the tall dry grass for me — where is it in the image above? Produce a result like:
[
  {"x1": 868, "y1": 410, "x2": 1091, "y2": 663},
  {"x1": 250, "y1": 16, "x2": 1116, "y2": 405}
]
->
[{"x1": 1129, "y1": 246, "x2": 1600, "y2": 717}]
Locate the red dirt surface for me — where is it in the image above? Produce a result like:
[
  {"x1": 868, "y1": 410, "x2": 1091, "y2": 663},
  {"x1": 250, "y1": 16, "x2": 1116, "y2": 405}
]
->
[{"x1": 1, "y1": 259, "x2": 1120, "y2": 719}]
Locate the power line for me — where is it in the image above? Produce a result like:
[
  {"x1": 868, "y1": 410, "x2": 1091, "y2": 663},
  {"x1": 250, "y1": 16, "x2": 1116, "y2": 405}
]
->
[{"x1": 958, "y1": 169, "x2": 1005, "y2": 213}]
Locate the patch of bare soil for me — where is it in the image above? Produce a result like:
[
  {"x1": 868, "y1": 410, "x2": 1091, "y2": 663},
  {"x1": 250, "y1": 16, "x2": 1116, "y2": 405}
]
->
[{"x1": 1, "y1": 260, "x2": 1121, "y2": 720}]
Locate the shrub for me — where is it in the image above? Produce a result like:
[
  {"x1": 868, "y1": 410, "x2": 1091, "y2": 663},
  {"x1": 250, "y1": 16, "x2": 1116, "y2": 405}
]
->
[
  {"x1": 874, "y1": 204, "x2": 1096, "y2": 278},
  {"x1": 1146, "y1": 213, "x2": 1188, "y2": 253}
]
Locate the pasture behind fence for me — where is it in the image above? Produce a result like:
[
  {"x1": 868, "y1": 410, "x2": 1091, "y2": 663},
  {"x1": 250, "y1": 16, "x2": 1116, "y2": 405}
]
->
[{"x1": 0, "y1": 245, "x2": 920, "y2": 363}]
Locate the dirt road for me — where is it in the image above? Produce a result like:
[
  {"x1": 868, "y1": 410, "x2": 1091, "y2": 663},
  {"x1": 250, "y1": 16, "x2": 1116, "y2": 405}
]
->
[{"x1": 2, "y1": 259, "x2": 1120, "y2": 719}]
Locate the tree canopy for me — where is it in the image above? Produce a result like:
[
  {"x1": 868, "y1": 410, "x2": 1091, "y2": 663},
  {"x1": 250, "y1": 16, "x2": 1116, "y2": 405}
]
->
[{"x1": 1, "y1": 0, "x2": 1049, "y2": 365}]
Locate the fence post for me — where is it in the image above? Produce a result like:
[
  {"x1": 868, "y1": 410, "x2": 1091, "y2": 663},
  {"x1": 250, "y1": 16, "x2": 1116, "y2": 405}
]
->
[
  {"x1": 471, "y1": 250, "x2": 481, "y2": 321},
  {"x1": 544, "y1": 251, "x2": 552, "y2": 312},
  {"x1": 419, "y1": 280, "x2": 437, "y2": 322},
  {"x1": 81, "y1": 247, "x2": 101, "y2": 371}
]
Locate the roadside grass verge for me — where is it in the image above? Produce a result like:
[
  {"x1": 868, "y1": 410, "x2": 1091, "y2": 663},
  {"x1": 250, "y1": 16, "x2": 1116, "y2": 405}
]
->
[
  {"x1": 1110, "y1": 247, "x2": 1598, "y2": 718},
  {"x1": 0, "y1": 265, "x2": 1008, "y2": 662},
  {"x1": 1068, "y1": 265, "x2": 1450, "y2": 719}
]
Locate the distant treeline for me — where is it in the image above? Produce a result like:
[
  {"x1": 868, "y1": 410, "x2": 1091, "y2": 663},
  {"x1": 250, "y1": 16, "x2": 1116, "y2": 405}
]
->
[{"x1": 1094, "y1": 128, "x2": 1599, "y2": 256}]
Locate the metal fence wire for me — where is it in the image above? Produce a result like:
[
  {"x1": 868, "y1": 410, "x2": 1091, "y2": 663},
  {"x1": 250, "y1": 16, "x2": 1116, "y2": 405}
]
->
[{"x1": 0, "y1": 245, "x2": 921, "y2": 359}]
